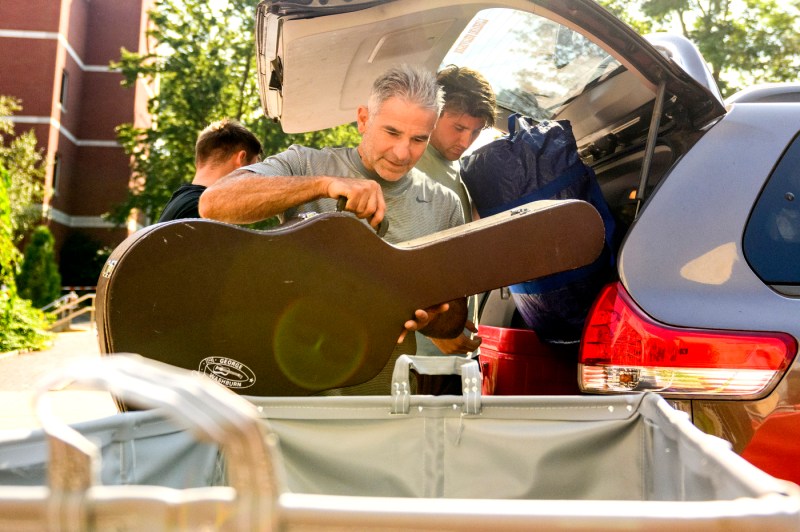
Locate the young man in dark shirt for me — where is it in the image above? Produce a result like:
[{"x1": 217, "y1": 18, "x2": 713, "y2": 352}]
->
[{"x1": 157, "y1": 119, "x2": 262, "y2": 222}]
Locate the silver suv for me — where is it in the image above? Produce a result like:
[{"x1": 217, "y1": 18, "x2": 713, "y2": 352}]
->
[{"x1": 256, "y1": 0, "x2": 800, "y2": 483}]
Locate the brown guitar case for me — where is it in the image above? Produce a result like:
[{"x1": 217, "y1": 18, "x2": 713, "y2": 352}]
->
[{"x1": 96, "y1": 199, "x2": 604, "y2": 396}]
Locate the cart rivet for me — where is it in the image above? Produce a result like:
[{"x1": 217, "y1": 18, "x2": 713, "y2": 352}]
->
[{"x1": 608, "y1": 406, "x2": 615, "y2": 413}]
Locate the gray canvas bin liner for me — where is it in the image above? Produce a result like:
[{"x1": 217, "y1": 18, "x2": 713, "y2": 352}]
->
[
  {"x1": 250, "y1": 392, "x2": 779, "y2": 501},
  {"x1": 249, "y1": 354, "x2": 795, "y2": 504},
  {"x1": 0, "y1": 409, "x2": 222, "y2": 489}
]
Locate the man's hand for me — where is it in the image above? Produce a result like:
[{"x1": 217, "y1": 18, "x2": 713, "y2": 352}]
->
[
  {"x1": 327, "y1": 177, "x2": 386, "y2": 230},
  {"x1": 396, "y1": 297, "x2": 469, "y2": 344},
  {"x1": 430, "y1": 321, "x2": 482, "y2": 354},
  {"x1": 418, "y1": 297, "x2": 468, "y2": 340},
  {"x1": 397, "y1": 303, "x2": 450, "y2": 344}
]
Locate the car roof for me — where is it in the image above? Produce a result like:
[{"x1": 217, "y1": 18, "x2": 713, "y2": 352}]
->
[
  {"x1": 726, "y1": 83, "x2": 800, "y2": 104},
  {"x1": 256, "y1": 0, "x2": 725, "y2": 148}
]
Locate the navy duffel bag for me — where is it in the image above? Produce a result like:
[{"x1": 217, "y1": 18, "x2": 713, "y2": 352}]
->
[{"x1": 461, "y1": 115, "x2": 617, "y2": 343}]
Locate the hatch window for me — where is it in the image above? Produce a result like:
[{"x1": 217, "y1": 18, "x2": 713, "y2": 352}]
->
[{"x1": 744, "y1": 132, "x2": 800, "y2": 289}]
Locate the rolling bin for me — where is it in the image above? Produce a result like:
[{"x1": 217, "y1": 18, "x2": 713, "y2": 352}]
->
[{"x1": 0, "y1": 354, "x2": 798, "y2": 530}]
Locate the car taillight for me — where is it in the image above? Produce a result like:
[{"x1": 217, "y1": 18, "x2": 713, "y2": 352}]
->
[{"x1": 580, "y1": 282, "x2": 797, "y2": 398}]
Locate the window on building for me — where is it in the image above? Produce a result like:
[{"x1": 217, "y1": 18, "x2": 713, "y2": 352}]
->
[
  {"x1": 59, "y1": 70, "x2": 68, "y2": 111},
  {"x1": 52, "y1": 153, "x2": 61, "y2": 195}
]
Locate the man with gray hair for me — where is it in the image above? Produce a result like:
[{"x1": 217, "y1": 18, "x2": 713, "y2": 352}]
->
[{"x1": 200, "y1": 64, "x2": 468, "y2": 394}]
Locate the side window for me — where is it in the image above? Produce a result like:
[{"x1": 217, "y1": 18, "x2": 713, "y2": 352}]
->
[
  {"x1": 59, "y1": 70, "x2": 69, "y2": 111},
  {"x1": 744, "y1": 132, "x2": 800, "y2": 287}
]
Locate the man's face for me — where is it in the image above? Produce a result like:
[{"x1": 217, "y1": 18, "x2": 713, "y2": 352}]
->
[
  {"x1": 429, "y1": 110, "x2": 486, "y2": 161},
  {"x1": 357, "y1": 96, "x2": 438, "y2": 181}
]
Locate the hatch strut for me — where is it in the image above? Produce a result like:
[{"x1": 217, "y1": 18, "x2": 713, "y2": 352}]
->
[{"x1": 634, "y1": 80, "x2": 667, "y2": 219}]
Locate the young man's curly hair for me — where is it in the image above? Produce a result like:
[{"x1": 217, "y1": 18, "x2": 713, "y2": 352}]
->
[{"x1": 436, "y1": 65, "x2": 496, "y2": 128}]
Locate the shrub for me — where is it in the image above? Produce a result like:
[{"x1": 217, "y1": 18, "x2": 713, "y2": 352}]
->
[
  {"x1": 16, "y1": 225, "x2": 62, "y2": 308},
  {"x1": 0, "y1": 162, "x2": 52, "y2": 352}
]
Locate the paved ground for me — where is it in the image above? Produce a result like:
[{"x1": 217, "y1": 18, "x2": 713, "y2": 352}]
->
[{"x1": 0, "y1": 318, "x2": 117, "y2": 431}]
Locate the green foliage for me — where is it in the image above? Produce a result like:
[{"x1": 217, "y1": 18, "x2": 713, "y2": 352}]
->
[
  {"x1": 0, "y1": 162, "x2": 52, "y2": 352},
  {"x1": 596, "y1": 0, "x2": 654, "y2": 34},
  {"x1": 110, "y1": 0, "x2": 359, "y2": 225},
  {"x1": 16, "y1": 225, "x2": 62, "y2": 308},
  {"x1": 599, "y1": 0, "x2": 800, "y2": 97},
  {"x1": 0, "y1": 163, "x2": 17, "y2": 287},
  {"x1": 0, "y1": 295, "x2": 54, "y2": 352},
  {"x1": 0, "y1": 95, "x2": 46, "y2": 243},
  {"x1": 289, "y1": 125, "x2": 362, "y2": 154}
]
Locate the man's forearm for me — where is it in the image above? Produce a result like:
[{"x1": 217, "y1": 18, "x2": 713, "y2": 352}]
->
[
  {"x1": 419, "y1": 297, "x2": 468, "y2": 339},
  {"x1": 199, "y1": 169, "x2": 328, "y2": 224}
]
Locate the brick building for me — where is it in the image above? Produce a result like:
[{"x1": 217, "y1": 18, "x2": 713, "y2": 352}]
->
[{"x1": 0, "y1": 0, "x2": 153, "y2": 286}]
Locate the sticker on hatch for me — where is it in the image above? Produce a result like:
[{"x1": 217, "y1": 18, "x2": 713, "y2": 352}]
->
[{"x1": 198, "y1": 357, "x2": 256, "y2": 389}]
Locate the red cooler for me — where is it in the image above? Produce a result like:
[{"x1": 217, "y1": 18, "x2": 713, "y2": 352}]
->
[{"x1": 479, "y1": 325, "x2": 581, "y2": 395}]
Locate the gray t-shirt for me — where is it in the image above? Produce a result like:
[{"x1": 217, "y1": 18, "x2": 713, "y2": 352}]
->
[
  {"x1": 415, "y1": 144, "x2": 473, "y2": 223},
  {"x1": 245, "y1": 144, "x2": 465, "y2": 394},
  {"x1": 246, "y1": 145, "x2": 464, "y2": 244}
]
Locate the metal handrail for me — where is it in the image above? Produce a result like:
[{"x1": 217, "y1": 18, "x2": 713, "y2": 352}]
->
[
  {"x1": 46, "y1": 293, "x2": 96, "y2": 332},
  {"x1": 41, "y1": 292, "x2": 79, "y2": 313}
]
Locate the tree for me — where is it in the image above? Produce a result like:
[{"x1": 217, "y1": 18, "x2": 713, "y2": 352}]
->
[
  {"x1": 0, "y1": 162, "x2": 52, "y2": 352},
  {"x1": 110, "y1": 0, "x2": 359, "y2": 225},
  {"x1": 0, "y1": 95, "x2": 47, "y2": 243},
  {"x1": 599, "y1": 0, "x2": 800, "y2": 96},
  {"x1": 16, "y1": 225, "x2": 62, "y2": 308},
  {"x1": 594, "y1": 0, "x2": 654, "y2": 34}
]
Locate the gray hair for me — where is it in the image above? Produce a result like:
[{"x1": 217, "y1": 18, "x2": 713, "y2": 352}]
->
[{"x1": 367, "y1": 64, "x2": 444, "y2": 118}]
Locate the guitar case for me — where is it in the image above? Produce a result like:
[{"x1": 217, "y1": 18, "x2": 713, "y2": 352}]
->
[{"x1": 96, "y1": 199, "x2": 604, "y2": 396}]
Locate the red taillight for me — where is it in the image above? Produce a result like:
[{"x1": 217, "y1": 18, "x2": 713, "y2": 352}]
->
[{"x1": 580, "y1": 282, "x2": 798, "y2": 398}]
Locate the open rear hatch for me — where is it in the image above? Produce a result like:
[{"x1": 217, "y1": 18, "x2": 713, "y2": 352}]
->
[{"x1": 255, "y1": 0, "x2": 724, "y2": 162}]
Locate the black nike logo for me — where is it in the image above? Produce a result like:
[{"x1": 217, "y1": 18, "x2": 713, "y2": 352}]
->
[{"x1": 415, "y1": 197, "x2": 431, "y2": 203}]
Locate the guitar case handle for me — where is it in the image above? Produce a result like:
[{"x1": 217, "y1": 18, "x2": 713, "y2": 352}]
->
[{"x1": 337, "y1": 196, "x2": 389, "y2": 238}]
